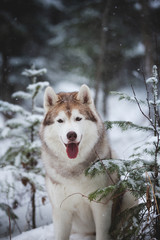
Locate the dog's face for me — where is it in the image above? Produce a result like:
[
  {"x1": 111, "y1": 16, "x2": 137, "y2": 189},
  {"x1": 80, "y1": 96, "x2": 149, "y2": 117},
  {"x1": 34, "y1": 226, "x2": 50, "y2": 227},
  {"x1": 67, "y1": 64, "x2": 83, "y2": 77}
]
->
[{"x1": 42, "y1": 85, "x2": 100, "y2": 161}]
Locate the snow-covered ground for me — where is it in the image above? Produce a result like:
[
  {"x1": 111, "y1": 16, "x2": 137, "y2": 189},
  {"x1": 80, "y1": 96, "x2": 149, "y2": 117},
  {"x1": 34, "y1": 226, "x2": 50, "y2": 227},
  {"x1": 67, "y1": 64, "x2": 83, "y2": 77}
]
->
[
  {"x1": 12, "y1": 224, "x2": 95, "y2": 240},
  {"x1": 0, "y1": 84, "x2": 149, "y2": 240}
]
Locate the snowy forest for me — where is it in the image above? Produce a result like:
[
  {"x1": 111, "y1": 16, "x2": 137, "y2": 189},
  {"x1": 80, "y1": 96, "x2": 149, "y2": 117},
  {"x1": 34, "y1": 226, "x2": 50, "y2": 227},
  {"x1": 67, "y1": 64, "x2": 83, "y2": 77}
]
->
[{"x1": 0, "y1": 0, "x2": 160, "y2": 239}]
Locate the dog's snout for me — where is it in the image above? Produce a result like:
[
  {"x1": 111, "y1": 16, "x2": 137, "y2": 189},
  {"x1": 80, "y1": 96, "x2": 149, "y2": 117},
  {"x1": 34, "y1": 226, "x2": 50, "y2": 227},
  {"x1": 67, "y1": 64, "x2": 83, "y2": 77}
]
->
[{"x1": 67, "y1": 131, "x2": 77, "y2": 141}]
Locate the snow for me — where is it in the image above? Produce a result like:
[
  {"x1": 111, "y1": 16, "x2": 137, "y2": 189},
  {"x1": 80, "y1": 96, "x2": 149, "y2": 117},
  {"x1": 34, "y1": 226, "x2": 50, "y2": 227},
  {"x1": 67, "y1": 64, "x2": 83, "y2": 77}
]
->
[
  {"x1": 0, "y1": 85, "x2": 158, "y2": 240},
  {"x1": 55, "y1": 81, "x2": 80, "y2": 93},
  {"x1": 6, "y1": 118, "x2": 29, "y2": 128},
  {"x1": 107, "y1": 88, "x2": 149, "y2": 160},
  {"x1": 12, "y1": 225, "x2": 54, "y2": 240},
  {"x1": 27, "y1": 81, "x2": 49, "y2": 92},
  {"x1": 34, "y1": 106, "x2": 44, "y2": 114},
  {"x1": 26, "y1": 114, "x2": 43, "y2": 124},
  {"x1": 38, "y1": 0, "x2": 65, "y2": 11},
  {"x1": 125, "y1": 42, "x2": 145, "y2": 57},
  {"x1": 134, "y1": 3, "x2": 142, "y2": 11},
  {"x1": 82, "y1": 8, "x2": 99, "y2": 18},
  {"x1": 48, "y1": 24, "x2": 66, "y2": 46},
  {"x1": 156, "y1": 99, "x2": 160, "y2": 105},
  {"x1": 146, "y1": 77, "x2": 158, "y2": 84},
  {"x1": 0, "y1": 165, "x2": 52, "y2": 239},
  {"x1": 22, "y1": 68, "x2": 47, "y2": 78},
  {"x1": 0, "y1": 101, "x2": 29, "y2": 116},
  {"x1": 30, "y1": 140, "x2": 41, "y2": 149},
  {"x1": 52, "y1": 75, "x2": 89, "y2": 91},
  {"x1": 12, "y1": 91, "x2": 32, "y2": 100},
  {"x1": 1, "y1": 126, "x2": 10, "y2": 138},
  {"x1": 150, "y1": 0, "x2": 160, "y2": 9},
  {"x1": 12, "y1": 224, "x2": 95, "y2": 240}
]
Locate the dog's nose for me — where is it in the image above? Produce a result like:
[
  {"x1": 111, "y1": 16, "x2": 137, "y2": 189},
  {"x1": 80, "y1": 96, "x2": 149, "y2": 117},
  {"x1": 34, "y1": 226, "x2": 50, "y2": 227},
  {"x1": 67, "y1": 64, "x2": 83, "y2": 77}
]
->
[{"x1": 67, "y1": 131, "x2": 77, "y2": 141}]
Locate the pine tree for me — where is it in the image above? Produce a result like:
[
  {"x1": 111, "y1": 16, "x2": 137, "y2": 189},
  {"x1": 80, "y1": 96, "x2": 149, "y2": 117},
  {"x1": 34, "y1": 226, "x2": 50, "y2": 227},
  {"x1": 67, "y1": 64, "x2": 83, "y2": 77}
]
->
[
  {"x1": 86, "y1": 65, "x2": 160, "y2": 239},
  {"x1": 0, "y1": 66, "x2": 48, "y2": 233}
]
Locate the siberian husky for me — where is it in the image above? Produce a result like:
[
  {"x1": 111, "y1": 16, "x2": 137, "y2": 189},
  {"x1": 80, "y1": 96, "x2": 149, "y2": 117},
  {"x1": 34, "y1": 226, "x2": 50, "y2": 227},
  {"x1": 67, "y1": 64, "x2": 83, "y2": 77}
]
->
[{"x1": 40, "y1": 84, "x2": 136, "y2": 240}]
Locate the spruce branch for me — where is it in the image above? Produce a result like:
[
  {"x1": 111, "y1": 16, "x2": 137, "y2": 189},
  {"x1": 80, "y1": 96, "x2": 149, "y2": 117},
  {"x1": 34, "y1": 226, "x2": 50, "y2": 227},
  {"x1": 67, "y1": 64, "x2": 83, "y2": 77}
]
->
[
  {"x1": 95, "y1": 150, "x2": 116, "y2": 185},
  {"x1": 110, "y1": 91, "x2": 145, "y2": 105},
  {"x1": 104, "y1": 65, "x2": 160, "y2": 239},
  {"x1": 105, "y1": 120, "x2": 153, "y2": 132},
  {"x1": 0, "y1": 66, "x2": 48, "y2": 232}
]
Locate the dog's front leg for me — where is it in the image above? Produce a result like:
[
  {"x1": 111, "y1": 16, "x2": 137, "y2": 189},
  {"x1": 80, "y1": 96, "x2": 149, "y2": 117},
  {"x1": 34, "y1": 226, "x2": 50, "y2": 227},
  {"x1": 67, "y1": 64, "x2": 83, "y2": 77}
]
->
[
  {"x1": 91, "y1": 200, "x2": 112, "y2": 240},
  {"x1": 53, "y1": 208, "x2": 72, "y2": 240}
]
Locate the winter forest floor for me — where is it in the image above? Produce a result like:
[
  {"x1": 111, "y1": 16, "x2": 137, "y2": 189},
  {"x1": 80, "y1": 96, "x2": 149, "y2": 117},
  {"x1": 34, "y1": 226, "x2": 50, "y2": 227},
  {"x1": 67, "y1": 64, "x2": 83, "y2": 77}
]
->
[{"x1": 0, "y1": 85, "x2": 148, "y2": 240}]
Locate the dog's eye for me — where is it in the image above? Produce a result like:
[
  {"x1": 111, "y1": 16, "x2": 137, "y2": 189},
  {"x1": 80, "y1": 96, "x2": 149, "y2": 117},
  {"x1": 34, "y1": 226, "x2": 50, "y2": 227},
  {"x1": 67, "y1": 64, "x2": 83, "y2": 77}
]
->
[
  {"x1": 75, "y1": 117, "x2": 82, "y2": 121},
  {"x1": 57, "y1": 119, "x2": 64, "y2": 123}
]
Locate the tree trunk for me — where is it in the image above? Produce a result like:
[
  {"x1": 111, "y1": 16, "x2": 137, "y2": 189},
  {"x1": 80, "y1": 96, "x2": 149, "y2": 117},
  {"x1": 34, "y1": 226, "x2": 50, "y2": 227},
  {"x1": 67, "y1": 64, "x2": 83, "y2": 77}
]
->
[
  {"x1": 94, "y1": 0, "x2": 112, "y2": 107},
  {"x1": 103, "y1": 89, "x2": 109, "y2": 117},
  {"x1": 141, "y1": 0, "x2": 154, "y2": 78},
  {"x1": 30, "y1": 181, "x2": 36, "y2": 229},
  {"x1": 1, "y1": 52, "x2": 9, "y2": 101}
]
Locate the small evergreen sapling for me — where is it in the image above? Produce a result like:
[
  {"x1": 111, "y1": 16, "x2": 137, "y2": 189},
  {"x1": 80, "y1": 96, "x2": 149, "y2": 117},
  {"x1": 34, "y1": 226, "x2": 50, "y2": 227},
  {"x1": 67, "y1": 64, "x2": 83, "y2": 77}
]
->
[
  {"x1": 0, "y1": 66, "x2": 48, "y2": 232},
  {"x1": 86, "y1": 65, "x2": 160, "y2": 239}
]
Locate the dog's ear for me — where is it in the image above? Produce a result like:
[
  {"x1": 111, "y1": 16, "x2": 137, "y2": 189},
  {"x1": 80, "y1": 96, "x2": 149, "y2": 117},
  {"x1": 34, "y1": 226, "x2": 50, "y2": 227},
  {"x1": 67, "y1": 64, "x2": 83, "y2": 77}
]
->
[
  {"x1": 44, "y1": 86, "x2": 58, "y2": 111},
  {"x1": 77, "y1": 84, "x2": 93, "y2": 105}
]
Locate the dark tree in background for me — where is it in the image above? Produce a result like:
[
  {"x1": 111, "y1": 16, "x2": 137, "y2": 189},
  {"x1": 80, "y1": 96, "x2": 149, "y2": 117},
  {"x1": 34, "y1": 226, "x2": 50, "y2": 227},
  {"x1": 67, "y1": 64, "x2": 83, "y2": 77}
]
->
[
  {"x1": 0, "y1": 0, "x2": 62, "y2": 100},
  {"x1": 0, "y1": 0, "x2": 160, "y2": 112}
]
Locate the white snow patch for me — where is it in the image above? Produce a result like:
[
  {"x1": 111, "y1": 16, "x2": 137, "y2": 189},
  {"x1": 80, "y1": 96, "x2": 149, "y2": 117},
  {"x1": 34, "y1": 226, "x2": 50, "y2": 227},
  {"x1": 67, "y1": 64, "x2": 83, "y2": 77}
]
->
[
  {"x1": 150, "y1": 0, "x2": 160, "y2": 8},
  {"x1": 55, "y1": 81, "x2": 81, "y2": 93},
  {"x1": 0, "y1": 100, "x2": 29, "y2": 116},
  {"x1": 12, "y1": 224, "x2": 95, "y2": 240},
  {"x1": 12, "y1": 224, "x2": 54, "y2": 240},
  {"x1": 27, "y1": 81, "x2": 49, "y2": 92},
  {"x1": 125, "y1": 42, "x2": 145, "y2": 57},
  {"x1": 12, "y1": 91, "x2": 32, "y2": 99},
  {"x1": 146, "y1": 77, "x2": 158, "y2": 84},
  {"x1": 38, "y1": 0, "x2": 65, "y2": 11},
  {"x1": 134, "y1": 3, "x2": 142, "y2": 10},
  {"x1": 22, "y1": 68, "x2": 47, "y2": 78}
]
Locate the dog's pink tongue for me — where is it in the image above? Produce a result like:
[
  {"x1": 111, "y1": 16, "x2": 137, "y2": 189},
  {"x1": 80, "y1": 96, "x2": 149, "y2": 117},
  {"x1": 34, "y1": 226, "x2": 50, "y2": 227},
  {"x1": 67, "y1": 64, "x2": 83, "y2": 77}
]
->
[{"x1": 66, "y1": 143, "x2": 78, "y2": 159}]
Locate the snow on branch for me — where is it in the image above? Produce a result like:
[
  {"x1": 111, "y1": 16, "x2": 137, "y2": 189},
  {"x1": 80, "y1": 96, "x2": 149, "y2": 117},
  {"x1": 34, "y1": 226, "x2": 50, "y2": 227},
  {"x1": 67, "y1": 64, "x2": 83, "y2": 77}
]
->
[
  {"x1": 27, "y1": 81, "x2": 49, "y2": 93},
  {"x1": 146, "y1": 77, "x2": 158, "y2": 84},
  {"x1": 146, "y1": 65, "x2": 158, "y2": 84},
  {"x1": 22, "y1": 68, "x2": 47, "y2": 77},
  {"x1": 12, "y1": 91, "x2": 32, "y2": 99},
  {"x1": 0, "y1": 100, "x2": 29, "y2": 116}
]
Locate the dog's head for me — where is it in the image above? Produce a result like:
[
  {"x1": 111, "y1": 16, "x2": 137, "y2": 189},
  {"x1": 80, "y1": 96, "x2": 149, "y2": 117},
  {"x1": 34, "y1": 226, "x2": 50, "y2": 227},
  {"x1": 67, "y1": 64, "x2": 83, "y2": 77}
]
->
[{"x1": 41, "y1": 85, "x2": 101, "y2": 161}]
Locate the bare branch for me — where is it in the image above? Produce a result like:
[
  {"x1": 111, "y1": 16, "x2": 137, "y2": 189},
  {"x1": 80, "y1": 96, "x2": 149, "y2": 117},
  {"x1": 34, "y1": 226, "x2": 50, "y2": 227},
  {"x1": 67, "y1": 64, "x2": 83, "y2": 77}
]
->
[
  {"x1": 131, "y1": 84, "x2": 159, "y2": 138},
  {"x1": 141, "y1": 67, "x2": 152, "y2": 120}
]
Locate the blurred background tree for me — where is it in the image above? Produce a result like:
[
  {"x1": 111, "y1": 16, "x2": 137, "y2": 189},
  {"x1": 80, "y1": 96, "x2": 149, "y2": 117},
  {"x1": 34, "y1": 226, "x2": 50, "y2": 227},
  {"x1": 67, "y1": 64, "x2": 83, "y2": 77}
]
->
[{"x1": 0, "y1": 0, "x2": 160, "y2": 114}]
